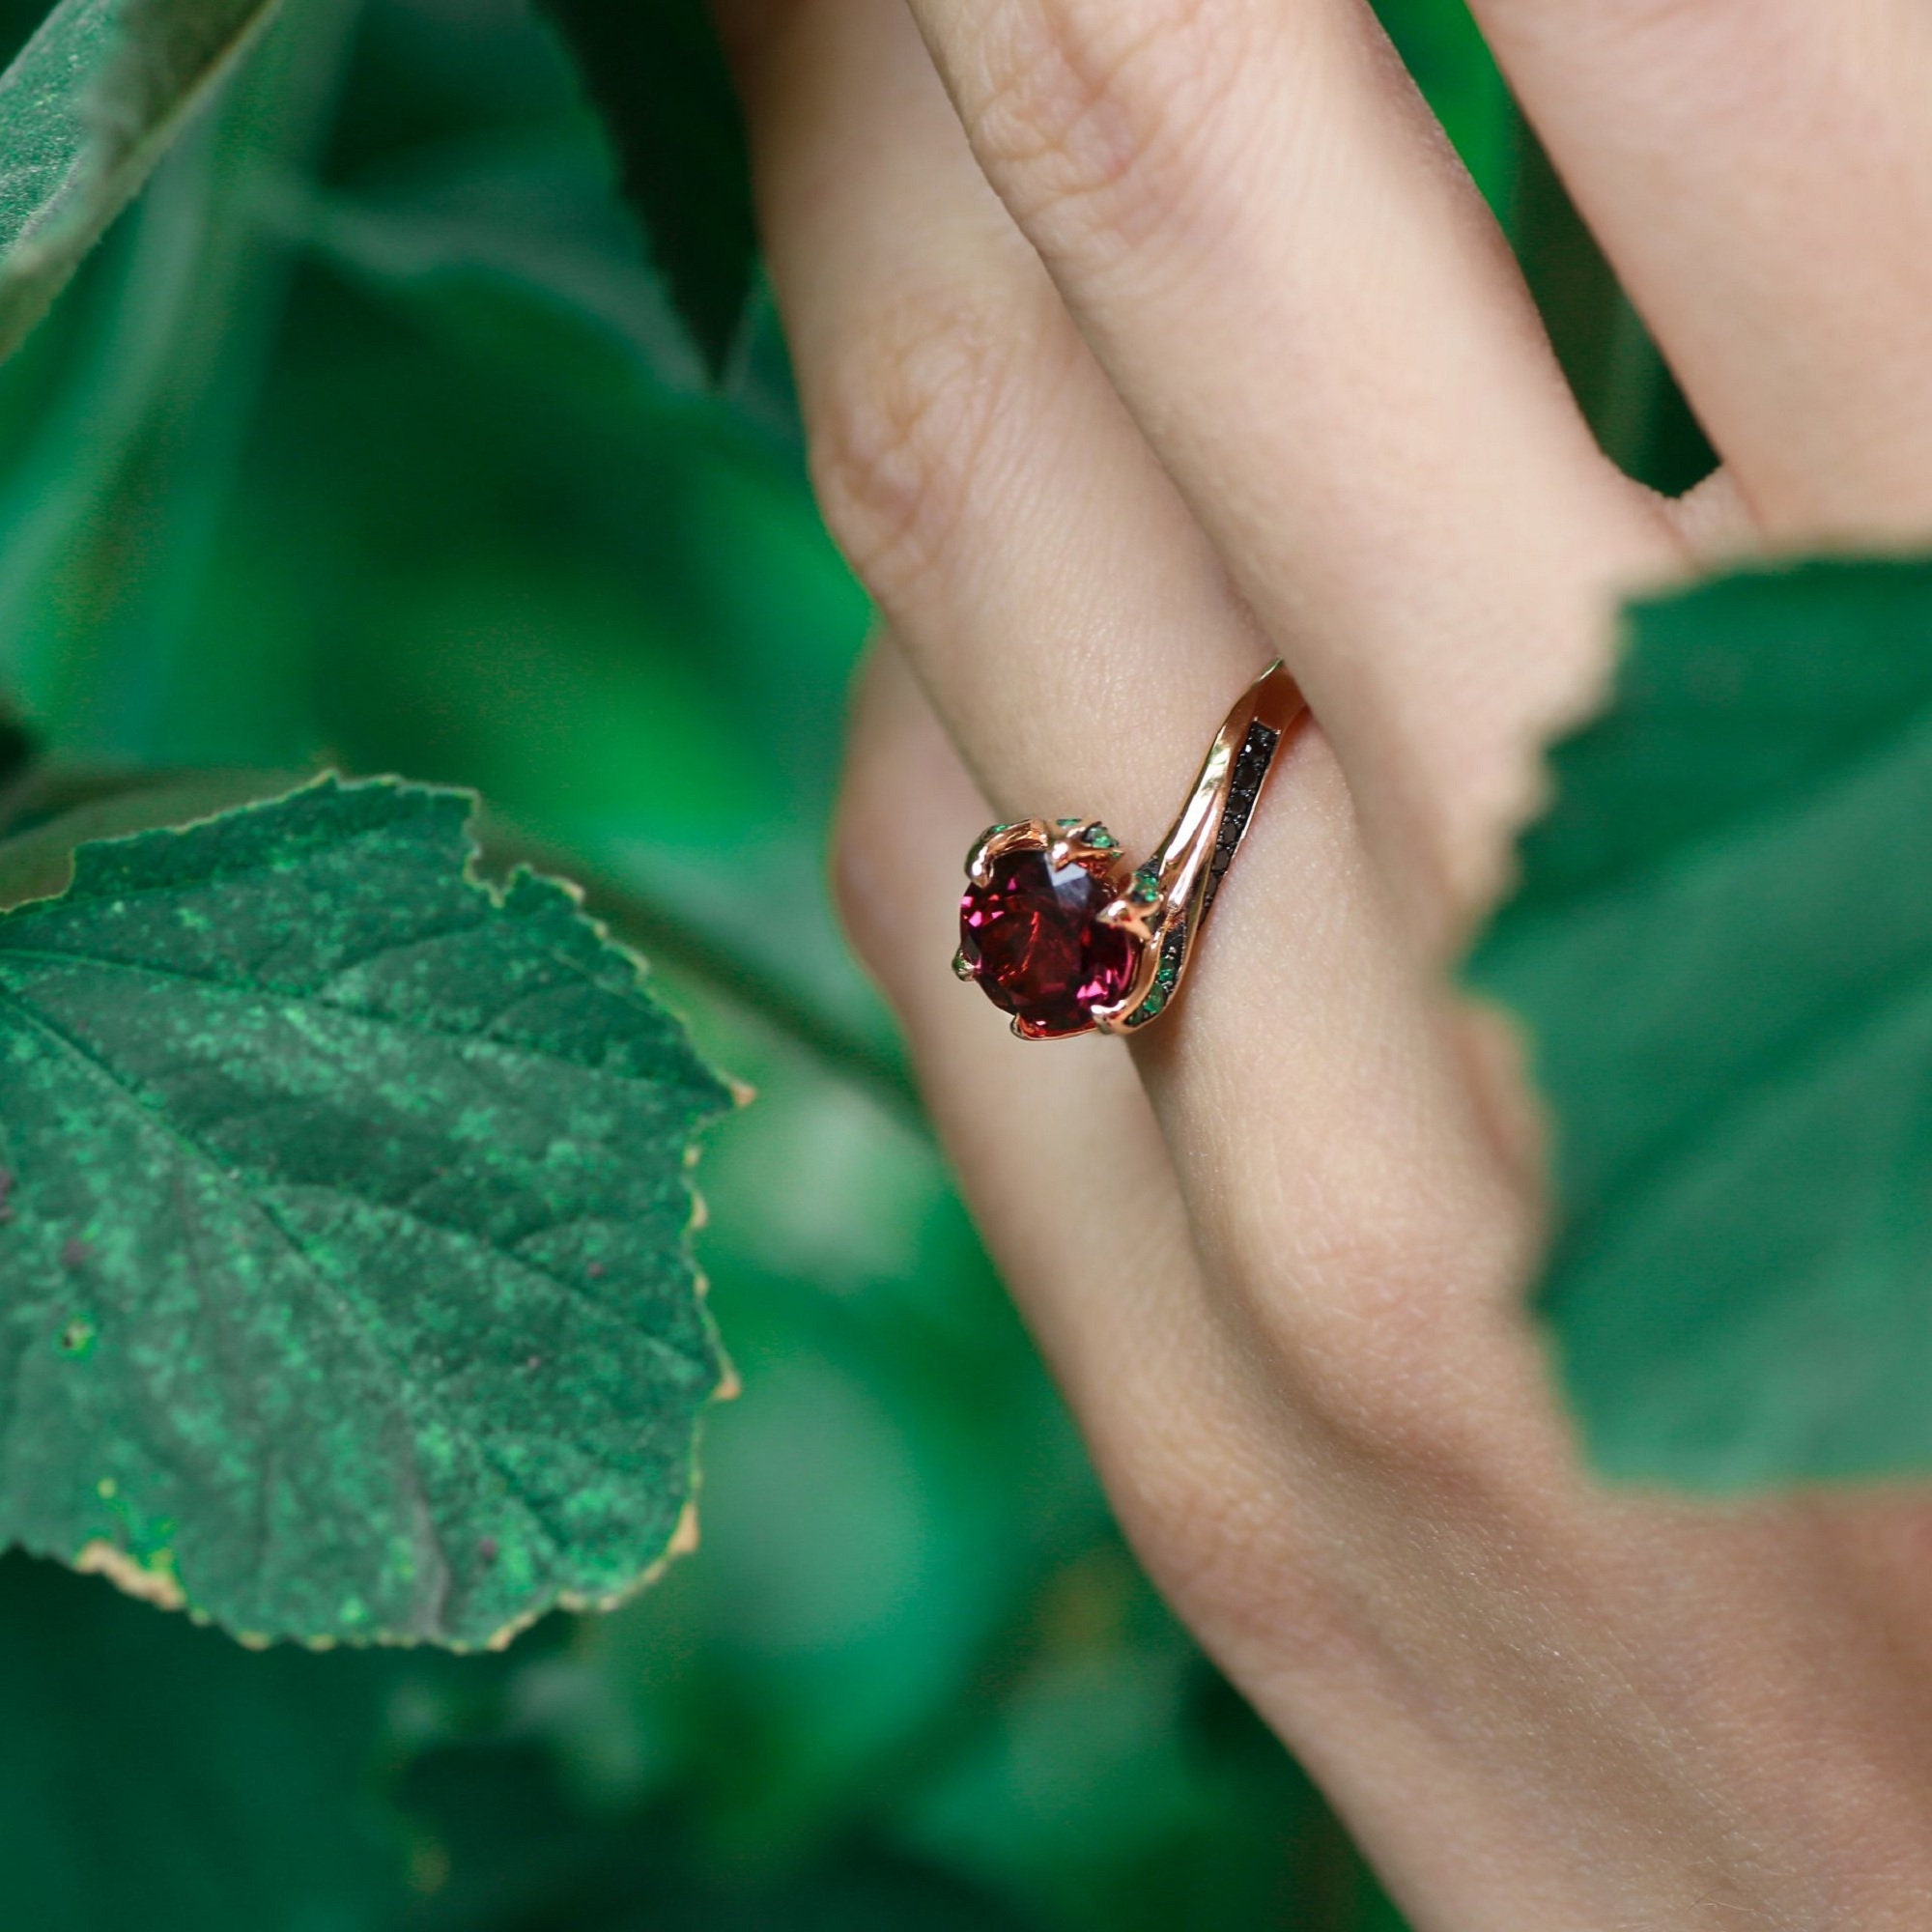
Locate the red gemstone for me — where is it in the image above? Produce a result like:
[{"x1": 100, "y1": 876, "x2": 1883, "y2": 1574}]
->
[{"x1": 959, "y1": 844, "x2": 1138, "y2": 1037}]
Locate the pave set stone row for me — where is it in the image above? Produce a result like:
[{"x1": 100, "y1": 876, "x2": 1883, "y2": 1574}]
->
[{"x1": 1203, "y1": 721, "x2": 1281, "y2": 915}]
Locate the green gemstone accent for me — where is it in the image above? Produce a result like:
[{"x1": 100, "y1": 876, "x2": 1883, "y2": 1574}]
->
[
  {"x1": 1130, "y1": 870, "x2": 1159, "y2": 903},
  {"x1": 1084, "y1": 824, "x2": 1117, "y2": 850},
  {"x1": 1126, "y1": 925, "x2": 1188, "y2": 1024}
]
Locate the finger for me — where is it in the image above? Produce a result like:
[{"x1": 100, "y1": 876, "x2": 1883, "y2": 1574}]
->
[
  {"x1": 834, "y1": 641, "x2": 1536, "y2": 1760},
  {"x1": 1469, "y1": 1, "x2": 1932, "y2": 543},
  {"x1": 896, "y1": 0, "x2": 1681, "y2": 920},
  {"x1": 835, "y1": 639, "x2": 1198, "y2": 1393},
  {"x1": 835, "y1": 641, "x2": 1305, "y2": 1566},
  {"x1": 740, "y1": 0, "x2": 1262, "y2": 861},
  {"x1": 738, "y1": 0, "x2": 1536, "y2": 1372}
]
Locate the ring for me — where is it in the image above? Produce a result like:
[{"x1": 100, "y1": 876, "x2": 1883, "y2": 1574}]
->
[{"x1": 954, "y1": 661, "x2": 1307, "y2": 1040}]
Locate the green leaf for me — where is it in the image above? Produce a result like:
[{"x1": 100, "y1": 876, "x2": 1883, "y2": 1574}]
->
[
  {"x1": 0, "y1": 0, "x2": 280, "y2": 363},
  {"x1": 0, "y1": 774, "x2": 734, "y2": 1645},
  {"x1": 0, "y1": 0, "x2": 359, "y2": 750},
  {"x1": 535, "y1": 0, "x2": 757, "y2": 381},
  {"x1": 1467, "y1": 555, "x2": 1932, "y2": 1484}
]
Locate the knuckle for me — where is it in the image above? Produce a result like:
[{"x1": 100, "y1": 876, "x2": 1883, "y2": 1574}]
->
[
  {"x1": 808, "y1": 288, "x2": 1016, "y2": 606},
  {"x1": 962, "y1": 0, "x2": 1255, "y2": 261},
  {"x1": 1247, "y1": 1231, "x2": 1524, "y2": 1485},
  {"x1": 1295, "y1": 1330, "x2": 1491, "y2": 1487}
]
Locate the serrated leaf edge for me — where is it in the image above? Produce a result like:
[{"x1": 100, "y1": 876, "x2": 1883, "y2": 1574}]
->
[{"x1": 11, "y1": 769, "x2": 739, "y2": 1650}]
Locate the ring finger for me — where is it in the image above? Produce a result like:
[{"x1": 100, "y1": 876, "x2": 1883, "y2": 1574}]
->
[{"x1": 737, "y1": 0, "x2": 1536, "y2": 1418}]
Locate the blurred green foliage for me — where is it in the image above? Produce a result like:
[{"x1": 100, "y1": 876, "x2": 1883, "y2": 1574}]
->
[
  {"x1": 0, "y1": 0, "x2": 1721, "y2": 1919},
  {"x1": 533, "y1": 0, "x2": 755, "y2": 376},
  {"x1": 0, "y1": 0, "x2": 1438, "y2": 1921}
]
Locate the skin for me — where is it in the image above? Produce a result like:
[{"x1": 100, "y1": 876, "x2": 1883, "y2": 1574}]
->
[{"x1": 718, "y1": 2, "x2": 1932, "y2": 1923}]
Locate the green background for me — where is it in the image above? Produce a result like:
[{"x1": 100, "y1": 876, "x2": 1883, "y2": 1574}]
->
[{"x1": 0, "y1": 0, "x2": 1709, "y2": 1922}]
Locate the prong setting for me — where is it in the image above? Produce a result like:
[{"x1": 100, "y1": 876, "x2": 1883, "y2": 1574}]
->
[{"x1": 1095, "y1": 897, "x2": 1154, "y2": 941}]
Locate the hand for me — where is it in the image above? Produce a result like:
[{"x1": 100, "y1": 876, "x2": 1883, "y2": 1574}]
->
[{"x1": 724, "y1": 2, "x2": 1932, "y2": 1923}]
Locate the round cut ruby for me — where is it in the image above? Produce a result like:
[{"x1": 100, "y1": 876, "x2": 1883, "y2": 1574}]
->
[{"x1": 959, "y1": 846, "x2": 1138, "y2": 1037}]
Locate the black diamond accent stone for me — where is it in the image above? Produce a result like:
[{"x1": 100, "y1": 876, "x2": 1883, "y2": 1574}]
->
[{"x1": 1203, "y1": 720, "x2": 1280, "y2": 913}]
